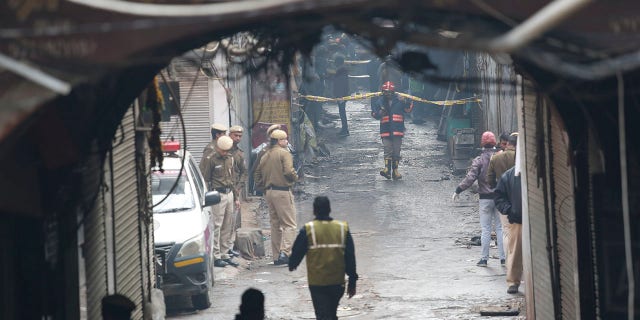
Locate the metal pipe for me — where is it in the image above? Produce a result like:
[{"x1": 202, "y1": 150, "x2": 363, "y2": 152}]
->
[
  {"x1": 523, "y1": 49, "x2": 640, "y2": 81},
  {"x1": 617, "y1": 72, "x2": 635, "y2": 320},
  {"x1": 65, "y1": 0, "x2": 307, "y2": 17},
  {"x1": 0, "y1": 52, "x2": 71, "y2": 95},
  {"x1": 488, "y1": 0, "x2": 593, "y2": 52}
]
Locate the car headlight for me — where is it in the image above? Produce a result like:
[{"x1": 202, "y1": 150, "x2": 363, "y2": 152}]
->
[{"x1": 176, "y1": 233, "x2": 206, "y2": 258}]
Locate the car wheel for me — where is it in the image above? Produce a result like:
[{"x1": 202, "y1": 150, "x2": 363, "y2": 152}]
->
[{"x1": 192, "y1": 291, "x2": 211, "y2": 310}]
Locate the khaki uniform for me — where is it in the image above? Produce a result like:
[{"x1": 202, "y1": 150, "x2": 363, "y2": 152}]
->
[
  {"x1": 201, "y1": 150, "x2": 235, "y2": 260},
  {"x1": 230, "y1": 145, "x2": 248, "y2": 197},
  {"x1": 255, "y1": 144, "x2": 298, "y2": 257},
  {"x1": 199, "y1": 140, "x2": 217, "y2": 174}
]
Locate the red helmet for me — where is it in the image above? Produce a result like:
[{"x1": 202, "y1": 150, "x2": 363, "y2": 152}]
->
[{"x1": 381, "y1": 81, "x2": 395, "y2": 92}]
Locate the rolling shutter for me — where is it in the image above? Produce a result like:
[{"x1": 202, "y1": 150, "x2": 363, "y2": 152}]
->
[
  {"x1": 112, "y1": 107, "x2": 144, "y2": 319},
  {"x1": 83, "y1": 144, "x2": 109, "y2": 320},
  {"x1": 522, "y1": 81, "x2": 556, "y2": 319},
  {"x1": 161, "y1": 58, "x2": 212, "y2": 165},
  {"x1": 549, "y1": 106, "x2": 578, "y2": 318}
]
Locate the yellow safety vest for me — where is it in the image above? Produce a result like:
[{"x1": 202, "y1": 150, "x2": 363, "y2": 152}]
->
[{"x1": 304, "y1": 220, "x2": 348, "y2": 286}]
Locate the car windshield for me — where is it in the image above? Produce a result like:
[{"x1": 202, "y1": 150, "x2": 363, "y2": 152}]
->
[{"x1": 151, "y1": 169, "x2": 195, "y2": 213}]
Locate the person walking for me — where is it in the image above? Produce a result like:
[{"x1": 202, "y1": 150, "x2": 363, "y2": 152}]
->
[
  {"x1": 254, "y1": 129, "x2": 298, "y2": 265},
  {"x1": 487, "y1": 133, "x2": 517, "y2": 256},
  {"x1": 329, "y1": 54, "x2": 350, "y2": 136},
  {"x1": 494, "y1": 166, "x2": 523, "y2": 294},
  {"x1": 452, "y1": 131, "x2": 505, "y2": 267},
  {"x1": 201, "y1": 135, "x2": 239, "y2": 268},
  {"x1": 289, "y1": 196, "x2": 358, "y2": 320},
  {"x1": 371, "y1": 81, "x2": 412, "y2": 180},
  {"x1": 228, "y1": 125, "x2": 248, "y2": 257}
]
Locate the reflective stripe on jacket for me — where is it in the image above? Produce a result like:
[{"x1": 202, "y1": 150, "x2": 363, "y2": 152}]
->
[
  {"x1": 304, "y1": 220, "x2": 348, "y2": 286},
  {"x1": 371, "y1": 96, "x2": 409, "y2": 137}
]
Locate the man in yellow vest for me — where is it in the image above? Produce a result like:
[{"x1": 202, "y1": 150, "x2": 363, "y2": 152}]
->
[{"x1": 289, "y1": 196, "x2": 358, "y2": 320}]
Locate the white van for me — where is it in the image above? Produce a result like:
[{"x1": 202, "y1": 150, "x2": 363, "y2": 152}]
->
[{"x1": 152, "y1": 141, "x2": 220, "y2": 310}]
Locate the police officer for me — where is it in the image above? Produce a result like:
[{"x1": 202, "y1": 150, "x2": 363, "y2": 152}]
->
[
  {"x1": 201, "y1": 135, "x2": 239, "y2": 268},
  {"x1": 228, "y1": 125, "x2": 247, "y2": 257},
  {"x1": 371, "y1": 81, "x2": 411, "y2": 180},
  {"x1": 289, "y1": 196, "x2": 358, "y2": 320},
  {"x1": 200, "y1": 123, "x2": 228, "y2": 173},
  {"x1": 251, "y1": 124, "x2": 287, "y2": 192},
  {"x1": 254, "y1": 129, "x2": 298, "y2": 265}
]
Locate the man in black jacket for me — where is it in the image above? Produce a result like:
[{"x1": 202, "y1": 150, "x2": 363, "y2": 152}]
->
[{"x1": 494, "y1": 167, "x2": 523, "y2": 294}]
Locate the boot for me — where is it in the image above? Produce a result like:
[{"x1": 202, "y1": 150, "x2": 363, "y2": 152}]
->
[
  {"x1": 392, "y1": 160, "x2": 402, "y2": 180},
  {"x1": 380, "y1": 158, "x2": 392, "y2": 179}
]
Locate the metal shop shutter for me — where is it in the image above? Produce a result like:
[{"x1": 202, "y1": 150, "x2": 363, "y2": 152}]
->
[
  {"x1": 83, "y1": 147, "x2": 109, "y2": 320},
  {"x1": 549, "y1": 106, "x2": 578, "y2": 319},
  {"x1": 522, "y1": 83, "x2": 555, "y2": 320},
  {"x1": 161, "y1": 58, "x2": 212, "y2": 165},
  {"x1": 112, "y1": 107, "x2": 144, "y2": 319},
  {"x1": 80, "y1": 145, "x2": 107, "y2": 319}
]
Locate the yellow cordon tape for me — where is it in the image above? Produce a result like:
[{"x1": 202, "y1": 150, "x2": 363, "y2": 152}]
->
[{"x1": 299, "y1": 92, "x2": 481, "y2": 106}]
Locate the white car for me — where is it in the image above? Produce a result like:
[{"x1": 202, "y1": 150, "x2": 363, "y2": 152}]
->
[{"x1": 152, "y1": 141, "x2": 220, "y2": 310}]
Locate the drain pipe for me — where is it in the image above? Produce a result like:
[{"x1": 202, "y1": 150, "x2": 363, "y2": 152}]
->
[{"x1": 488, "y1": 0, "x2": 593, "y2": 53}]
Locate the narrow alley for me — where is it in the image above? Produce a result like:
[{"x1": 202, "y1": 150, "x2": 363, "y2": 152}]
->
[{"x1": 167, "y1": 100, "x2": 525, "y2": 319}]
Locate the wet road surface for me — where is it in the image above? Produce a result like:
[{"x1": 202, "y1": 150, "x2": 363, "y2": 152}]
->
[{"x1": 166, "y1": 100, "x2": 525, "y2": 319}]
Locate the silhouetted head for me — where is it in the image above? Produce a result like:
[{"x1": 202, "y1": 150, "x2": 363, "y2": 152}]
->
[
  {"x1": 101, "y1": 294, "x2": 135, "y2": 320},
  {"x1": 313, "y1": 196, "x2": 331, "y2": 218},
  {"x1": 239, "y1": 288, "x2": 264, "y2": 320}
]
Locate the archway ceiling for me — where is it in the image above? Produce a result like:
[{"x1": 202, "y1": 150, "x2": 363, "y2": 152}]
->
[{"x1": 1, "y1": 0, "x2": 639, "y2": 143}]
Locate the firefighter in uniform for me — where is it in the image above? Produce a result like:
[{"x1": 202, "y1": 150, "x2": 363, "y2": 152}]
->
[
  {"x1": 201, "y1": 135, "x2": 239, "y2": 268},
  {"x1": 254, "y1": 129, "x2": 298, "y2": 265},
  {"x1": 371, "y1": 81, "x2": 411, "y2": 180},
  {"x1": 289, "y1": 196, "x2": 358, "y2": 320},
  {"x1": 200, "y1": 123, "x2": 228, "y2": 173},
  {"x1": 228, "y1": 125, "x2": 247, "y2": 257}
]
